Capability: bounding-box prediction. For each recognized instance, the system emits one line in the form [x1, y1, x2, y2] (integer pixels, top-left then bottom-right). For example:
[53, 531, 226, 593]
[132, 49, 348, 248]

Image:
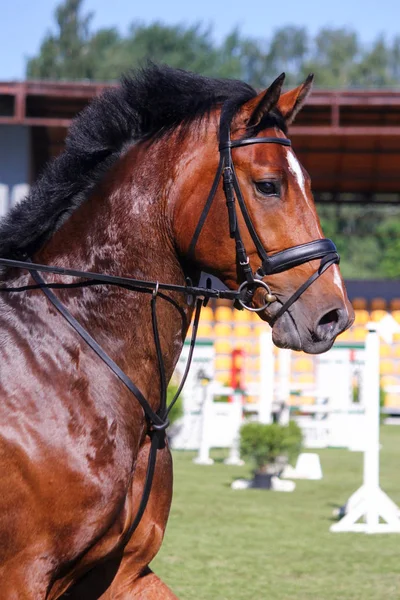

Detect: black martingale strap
[24, 267, 204, 539]
[121, 297, 203, 543]
[120, 427, 164, 544]
[151, 290, 168, 422]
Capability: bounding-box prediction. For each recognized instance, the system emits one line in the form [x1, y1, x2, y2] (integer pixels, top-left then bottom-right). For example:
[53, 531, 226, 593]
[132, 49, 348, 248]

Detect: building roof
[1, 81, 400, 202]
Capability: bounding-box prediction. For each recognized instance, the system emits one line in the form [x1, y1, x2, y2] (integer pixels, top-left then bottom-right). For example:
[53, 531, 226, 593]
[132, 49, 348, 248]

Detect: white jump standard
[330, 318, 400, 534]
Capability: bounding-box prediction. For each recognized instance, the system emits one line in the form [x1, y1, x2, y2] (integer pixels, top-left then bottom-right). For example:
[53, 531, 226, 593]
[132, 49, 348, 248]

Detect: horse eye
[255, 181, 279, 196]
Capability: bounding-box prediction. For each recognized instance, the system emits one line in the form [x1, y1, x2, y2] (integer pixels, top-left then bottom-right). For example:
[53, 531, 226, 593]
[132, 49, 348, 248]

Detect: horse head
[174, 73, 354, 354]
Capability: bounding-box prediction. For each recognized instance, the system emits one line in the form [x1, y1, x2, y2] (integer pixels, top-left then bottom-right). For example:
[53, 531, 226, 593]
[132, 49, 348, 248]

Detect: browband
[219, 136, 292, 150]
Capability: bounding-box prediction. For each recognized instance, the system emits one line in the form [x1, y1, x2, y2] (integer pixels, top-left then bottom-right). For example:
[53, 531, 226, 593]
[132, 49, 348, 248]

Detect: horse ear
[277, 74, 314, 124]
[244, 73, 286, 129]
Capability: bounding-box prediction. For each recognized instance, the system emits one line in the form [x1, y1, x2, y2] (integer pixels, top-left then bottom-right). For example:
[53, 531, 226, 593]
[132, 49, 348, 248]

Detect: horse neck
[34, 138, 193, 402]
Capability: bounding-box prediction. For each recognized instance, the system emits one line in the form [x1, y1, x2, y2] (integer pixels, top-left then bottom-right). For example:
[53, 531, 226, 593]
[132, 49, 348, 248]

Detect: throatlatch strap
[187, 153, 225, 262]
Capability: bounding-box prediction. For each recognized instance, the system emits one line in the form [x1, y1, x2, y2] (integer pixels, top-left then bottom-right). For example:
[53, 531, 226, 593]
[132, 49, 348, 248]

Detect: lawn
[152, 426, 400, 600]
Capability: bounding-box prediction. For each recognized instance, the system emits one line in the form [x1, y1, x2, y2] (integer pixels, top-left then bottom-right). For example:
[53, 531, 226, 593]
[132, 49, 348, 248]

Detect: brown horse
[0, 65, 353, 598]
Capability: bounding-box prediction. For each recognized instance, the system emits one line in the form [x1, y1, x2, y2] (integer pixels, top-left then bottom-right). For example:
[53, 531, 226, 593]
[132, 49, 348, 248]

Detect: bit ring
[237, 280, 277, 312]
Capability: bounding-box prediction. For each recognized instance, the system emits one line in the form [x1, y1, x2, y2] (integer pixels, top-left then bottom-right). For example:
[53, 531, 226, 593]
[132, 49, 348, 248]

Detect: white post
[277, 348, 291, 425]
[363, 326, 380, 528]
[193, 381, 214, 465]
[224, 392, 245, 466]
[11, 183, 30, 206]
[0, 184, 8, 217]
[330, 321, 400, 533]
[259, 331, 274, 424]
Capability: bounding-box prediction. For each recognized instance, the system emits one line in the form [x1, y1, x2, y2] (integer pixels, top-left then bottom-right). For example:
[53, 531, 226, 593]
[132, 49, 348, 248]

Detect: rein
[0, 101, 340, 542]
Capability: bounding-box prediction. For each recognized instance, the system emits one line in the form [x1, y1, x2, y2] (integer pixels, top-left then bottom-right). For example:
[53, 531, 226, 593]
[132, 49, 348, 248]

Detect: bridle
[187, 105, 340, 324]
[0, 101, 339, 541]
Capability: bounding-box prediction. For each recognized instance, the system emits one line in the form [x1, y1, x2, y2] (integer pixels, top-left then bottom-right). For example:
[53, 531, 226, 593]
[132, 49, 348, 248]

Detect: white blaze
[286, 147, 348, 306]
[332, 264, 346, 303]
[286, 149, 307, 198]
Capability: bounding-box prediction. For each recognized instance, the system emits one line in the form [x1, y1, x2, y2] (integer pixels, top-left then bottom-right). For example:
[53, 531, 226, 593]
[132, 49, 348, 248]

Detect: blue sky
[1, 0, 399, 80]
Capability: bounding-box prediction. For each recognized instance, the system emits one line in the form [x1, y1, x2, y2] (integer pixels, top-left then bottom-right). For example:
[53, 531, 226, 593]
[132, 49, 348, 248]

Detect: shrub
[283, 420, 303, 463]
[167, 381, 184, 425]
[240, 420, 303, 471]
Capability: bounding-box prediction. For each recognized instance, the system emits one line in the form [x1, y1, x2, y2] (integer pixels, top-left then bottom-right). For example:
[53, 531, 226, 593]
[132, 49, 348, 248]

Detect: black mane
[0, 64, 285, 260]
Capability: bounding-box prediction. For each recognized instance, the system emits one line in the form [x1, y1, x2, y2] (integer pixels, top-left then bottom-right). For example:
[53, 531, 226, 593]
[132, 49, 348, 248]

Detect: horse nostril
[319, 309, 339, 327]
[315, 309, 340, 340]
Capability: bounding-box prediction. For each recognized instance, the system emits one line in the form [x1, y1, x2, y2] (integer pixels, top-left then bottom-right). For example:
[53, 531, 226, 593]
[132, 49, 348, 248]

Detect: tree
[25, 0, 400, 281]
[389, 36, 400, 82]
[27, 1, 400, 90]
[356, 37, 393, 88]
[85, 28, 122, 81]
[303, 28, 360, 88]
[319, 204, 400, 279]
[26, 2, 235, 82]
[268, 26, 309, 86]
[377, 217, 400, 278]
[119, 22, 222, 78]
[27, 0, 93, 79]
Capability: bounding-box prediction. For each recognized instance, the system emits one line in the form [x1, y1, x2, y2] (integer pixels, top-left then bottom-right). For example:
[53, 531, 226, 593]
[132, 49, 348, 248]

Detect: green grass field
[152, 426, 400, 600]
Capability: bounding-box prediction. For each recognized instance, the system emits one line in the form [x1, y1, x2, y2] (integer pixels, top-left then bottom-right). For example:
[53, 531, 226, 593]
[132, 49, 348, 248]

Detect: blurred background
[1, 2, 400, 598]
[2, 0, 400, 280]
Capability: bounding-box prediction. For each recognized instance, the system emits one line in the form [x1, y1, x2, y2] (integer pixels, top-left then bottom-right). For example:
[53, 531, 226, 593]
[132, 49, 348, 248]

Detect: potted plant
[239, 420, 303, 489]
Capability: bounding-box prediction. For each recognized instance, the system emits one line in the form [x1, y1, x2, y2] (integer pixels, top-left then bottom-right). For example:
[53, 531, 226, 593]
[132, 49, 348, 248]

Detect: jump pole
[330, 319, 400, 534]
